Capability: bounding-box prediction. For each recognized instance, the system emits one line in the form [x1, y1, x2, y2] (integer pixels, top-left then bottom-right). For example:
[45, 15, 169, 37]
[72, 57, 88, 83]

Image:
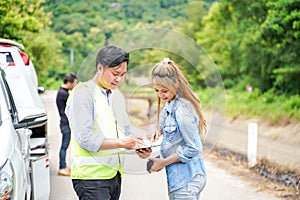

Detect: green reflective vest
[69, 81, 127, 179]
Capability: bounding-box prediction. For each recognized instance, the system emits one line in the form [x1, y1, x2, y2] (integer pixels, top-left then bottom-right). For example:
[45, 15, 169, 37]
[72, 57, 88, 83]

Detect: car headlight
[0, 160, 14, 200]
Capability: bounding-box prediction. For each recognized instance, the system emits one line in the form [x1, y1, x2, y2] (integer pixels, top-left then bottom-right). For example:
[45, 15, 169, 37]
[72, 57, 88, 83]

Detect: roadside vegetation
[196, 88, 300, 125]
[226, 90, 300, 125]
[1, 0, 299, 125]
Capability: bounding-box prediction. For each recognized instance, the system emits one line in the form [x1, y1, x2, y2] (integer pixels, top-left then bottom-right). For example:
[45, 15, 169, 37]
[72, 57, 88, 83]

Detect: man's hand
[118, 137, 145, 149]
[135, 148, 152, 159]
[99, 137, 144, 150]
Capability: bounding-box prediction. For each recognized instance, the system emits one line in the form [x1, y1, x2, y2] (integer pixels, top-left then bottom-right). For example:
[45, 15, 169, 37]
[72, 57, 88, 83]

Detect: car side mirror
[38, 87, 45, 94]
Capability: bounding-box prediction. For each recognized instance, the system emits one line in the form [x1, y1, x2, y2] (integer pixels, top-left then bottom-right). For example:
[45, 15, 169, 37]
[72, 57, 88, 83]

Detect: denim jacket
[160, 96, 206, 192]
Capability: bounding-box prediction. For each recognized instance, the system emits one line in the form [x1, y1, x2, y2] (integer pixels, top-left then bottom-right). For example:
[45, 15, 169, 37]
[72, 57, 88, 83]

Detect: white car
[0, 68, 50, 200]
[0, 68, 28, 200]
[0, 39, 50, 200]
[0, 39, 47, 139]
[0, 39, 38, 89]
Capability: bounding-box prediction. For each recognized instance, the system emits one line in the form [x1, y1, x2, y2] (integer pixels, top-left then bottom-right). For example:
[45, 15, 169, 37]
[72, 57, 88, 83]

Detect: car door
[0, 69, 27, 200]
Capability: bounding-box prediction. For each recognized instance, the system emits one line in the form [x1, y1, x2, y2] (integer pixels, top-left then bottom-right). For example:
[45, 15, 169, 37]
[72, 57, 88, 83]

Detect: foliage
[225, 88, 300, 125]
[0, 0, 51, 40]
[261, 0, 300, 94]
[40, 0, 192, 85]
[193, 0, 300, 95]
[0, 0, 63, 84]
[1, 0, 299, 122]
[24, 30, 64, 77]
[195, 85, 300, 125]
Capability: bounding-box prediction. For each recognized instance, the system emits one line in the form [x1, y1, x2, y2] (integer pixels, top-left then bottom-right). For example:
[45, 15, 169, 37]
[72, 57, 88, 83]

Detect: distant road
[42, 90, 280, 200]
[205, 112, 300, 172]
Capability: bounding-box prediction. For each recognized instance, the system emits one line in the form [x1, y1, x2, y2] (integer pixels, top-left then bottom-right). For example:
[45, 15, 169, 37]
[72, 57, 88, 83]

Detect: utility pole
[247, 123, 258, 168]
[70, 48, 74, 66]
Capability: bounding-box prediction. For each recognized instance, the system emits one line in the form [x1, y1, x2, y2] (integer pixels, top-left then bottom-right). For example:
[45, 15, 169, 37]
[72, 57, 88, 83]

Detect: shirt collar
[99, 86, 113, 96]
[165, 94, 179, 113]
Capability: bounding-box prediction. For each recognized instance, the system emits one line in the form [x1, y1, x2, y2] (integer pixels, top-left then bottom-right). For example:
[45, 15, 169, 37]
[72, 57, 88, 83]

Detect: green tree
[0, 0, 64, 86]
[42, 0, 192, 85]
[25, 30, 63, 73]
[261, 0, 300, 94]
[190, 0, 300, 95]
[180, 1, 209, 38]
[0, 0, 51, 40]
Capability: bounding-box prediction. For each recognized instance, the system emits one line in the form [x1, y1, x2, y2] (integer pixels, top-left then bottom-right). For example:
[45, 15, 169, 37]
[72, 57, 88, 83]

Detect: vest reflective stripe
[71, 141, 121, 165]
[72, 164, 124, 180]
[72, 140, 120, 157]
[70, 81, 125, 179]
[72, 155, 119, 166]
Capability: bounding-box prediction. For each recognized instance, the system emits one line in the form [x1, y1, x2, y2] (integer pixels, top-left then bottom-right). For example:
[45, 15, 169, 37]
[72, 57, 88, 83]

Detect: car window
[0, 52, 14, 66]
[0, 80, 11, 121]
[0, 70, 17, 122]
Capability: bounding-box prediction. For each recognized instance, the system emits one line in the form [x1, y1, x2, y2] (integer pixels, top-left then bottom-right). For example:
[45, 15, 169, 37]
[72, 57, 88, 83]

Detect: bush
[223, 78, 236, 89]
[197, 87, 300, 125]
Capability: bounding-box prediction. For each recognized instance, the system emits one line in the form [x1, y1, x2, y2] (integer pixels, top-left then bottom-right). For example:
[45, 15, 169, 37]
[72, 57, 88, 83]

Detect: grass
[196, 87, 300, 126]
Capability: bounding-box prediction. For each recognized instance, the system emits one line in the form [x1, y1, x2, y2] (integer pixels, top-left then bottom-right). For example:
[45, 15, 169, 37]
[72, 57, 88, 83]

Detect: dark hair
[63, 72, 77, 84]
[95, 46, 129, 69]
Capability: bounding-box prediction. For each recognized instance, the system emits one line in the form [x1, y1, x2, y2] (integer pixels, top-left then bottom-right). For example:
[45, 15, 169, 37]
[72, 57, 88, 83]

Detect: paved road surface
[42, 90, 280, 200]
[204, 112, 300, 171]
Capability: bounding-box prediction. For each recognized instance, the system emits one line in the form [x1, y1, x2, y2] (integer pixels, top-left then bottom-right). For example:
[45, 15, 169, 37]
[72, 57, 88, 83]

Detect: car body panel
[0, 43, 47, 125]
[0, 39, 25, 50]
[26, 60, 38, 88]
[0, 117, 27, 200]
[0, 39, 50, 199]
[0, 72, 27, 200]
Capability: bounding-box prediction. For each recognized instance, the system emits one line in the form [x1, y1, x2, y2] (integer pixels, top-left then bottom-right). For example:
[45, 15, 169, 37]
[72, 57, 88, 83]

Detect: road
[204, 112, 300, 171]
[41, 90, 281, 200]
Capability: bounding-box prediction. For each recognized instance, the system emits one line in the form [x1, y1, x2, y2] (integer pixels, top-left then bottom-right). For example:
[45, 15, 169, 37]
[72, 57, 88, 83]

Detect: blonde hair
[151, 58, 207, 136]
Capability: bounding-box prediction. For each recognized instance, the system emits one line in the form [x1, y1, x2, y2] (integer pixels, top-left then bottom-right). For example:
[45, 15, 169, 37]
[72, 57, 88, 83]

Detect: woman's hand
[147, 128, 162, 142]
[148, 157, 166, 173]
[149, 153, 180, 173]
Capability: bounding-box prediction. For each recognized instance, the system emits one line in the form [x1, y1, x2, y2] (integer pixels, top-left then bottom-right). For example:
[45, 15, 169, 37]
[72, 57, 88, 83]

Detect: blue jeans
[169, 174, 206, 200]
[72, 172, 121, 200]
[59, 124, 71, 169]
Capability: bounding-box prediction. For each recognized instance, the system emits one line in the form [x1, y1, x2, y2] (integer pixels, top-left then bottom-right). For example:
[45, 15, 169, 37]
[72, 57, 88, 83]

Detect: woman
[149, 58, 207, 200]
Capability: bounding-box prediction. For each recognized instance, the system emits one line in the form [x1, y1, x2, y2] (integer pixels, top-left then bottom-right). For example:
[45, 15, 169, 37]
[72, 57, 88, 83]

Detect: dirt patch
[228, 115, 300, 145]
[204, 146, 300, 200]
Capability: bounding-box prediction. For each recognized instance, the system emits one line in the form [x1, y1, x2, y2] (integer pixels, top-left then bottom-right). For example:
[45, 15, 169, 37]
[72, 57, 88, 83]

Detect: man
[56, 72, 78, 176]
[66, 46, 150, 200]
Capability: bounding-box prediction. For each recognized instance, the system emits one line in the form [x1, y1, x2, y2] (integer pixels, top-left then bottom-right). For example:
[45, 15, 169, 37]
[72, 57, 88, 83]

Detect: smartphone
[135, 146, 151, 151]
[147, 155, 160, 172]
